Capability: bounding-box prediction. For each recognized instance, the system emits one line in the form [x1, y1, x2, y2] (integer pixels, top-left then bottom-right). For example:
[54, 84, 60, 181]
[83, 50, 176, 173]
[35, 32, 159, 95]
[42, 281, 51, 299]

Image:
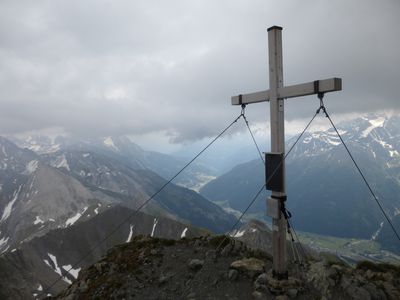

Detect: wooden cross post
[231, 26, 342, 278]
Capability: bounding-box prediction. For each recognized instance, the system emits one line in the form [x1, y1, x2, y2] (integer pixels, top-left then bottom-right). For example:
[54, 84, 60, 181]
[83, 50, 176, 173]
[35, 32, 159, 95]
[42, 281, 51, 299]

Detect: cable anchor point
[316, 92, 328, 117]
[241, 104, 246, 115]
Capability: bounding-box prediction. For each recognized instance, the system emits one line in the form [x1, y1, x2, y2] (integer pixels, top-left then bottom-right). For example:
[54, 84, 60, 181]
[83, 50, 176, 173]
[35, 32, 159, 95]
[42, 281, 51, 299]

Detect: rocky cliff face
[0, 137, 113, 254]
[54, 235, 400, 300]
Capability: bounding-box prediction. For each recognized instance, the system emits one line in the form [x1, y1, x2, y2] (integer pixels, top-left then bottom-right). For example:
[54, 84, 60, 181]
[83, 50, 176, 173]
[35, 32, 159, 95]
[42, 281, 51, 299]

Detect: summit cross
[231, 26, 342, 278]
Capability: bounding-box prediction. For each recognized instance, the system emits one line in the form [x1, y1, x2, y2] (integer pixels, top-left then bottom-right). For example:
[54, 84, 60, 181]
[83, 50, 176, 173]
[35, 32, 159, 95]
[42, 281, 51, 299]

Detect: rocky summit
[54, 235, 400, 300]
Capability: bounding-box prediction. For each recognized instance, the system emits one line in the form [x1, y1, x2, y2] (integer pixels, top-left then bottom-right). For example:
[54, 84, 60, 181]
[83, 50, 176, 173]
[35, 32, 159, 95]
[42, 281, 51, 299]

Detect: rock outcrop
[53, 235, 400, 299]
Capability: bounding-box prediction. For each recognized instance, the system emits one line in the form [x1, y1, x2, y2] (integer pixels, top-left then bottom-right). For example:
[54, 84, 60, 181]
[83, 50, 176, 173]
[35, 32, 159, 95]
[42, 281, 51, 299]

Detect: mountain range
[0, 134, 240, 299]
[13, 135, 217, 191]
[0, 134, 238, 254]
[200, 113, 400, 245]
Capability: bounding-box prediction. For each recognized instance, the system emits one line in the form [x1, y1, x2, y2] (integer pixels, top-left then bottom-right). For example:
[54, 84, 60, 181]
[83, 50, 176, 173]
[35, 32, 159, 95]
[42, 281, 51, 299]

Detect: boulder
[230, 257, 265, 277]
[252, 291, 267, 299]
[188, 259, 204, 271]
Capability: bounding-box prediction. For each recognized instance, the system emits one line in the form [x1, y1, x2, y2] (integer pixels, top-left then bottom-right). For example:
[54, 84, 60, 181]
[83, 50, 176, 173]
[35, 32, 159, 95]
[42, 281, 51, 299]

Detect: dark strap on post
[313, 80, 319, 93]
[271, 194, 287, 201]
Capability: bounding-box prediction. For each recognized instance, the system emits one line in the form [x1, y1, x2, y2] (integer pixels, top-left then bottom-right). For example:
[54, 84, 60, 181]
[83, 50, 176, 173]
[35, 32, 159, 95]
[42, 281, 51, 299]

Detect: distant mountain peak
[360, 115, 387, 138]
[103, 136, 119, 151]
[11, 134, 63, 154]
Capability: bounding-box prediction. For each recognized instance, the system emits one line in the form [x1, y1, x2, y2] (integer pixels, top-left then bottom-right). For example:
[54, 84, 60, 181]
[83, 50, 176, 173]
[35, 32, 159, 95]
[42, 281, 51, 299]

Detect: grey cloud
[0, 0, 398, 142]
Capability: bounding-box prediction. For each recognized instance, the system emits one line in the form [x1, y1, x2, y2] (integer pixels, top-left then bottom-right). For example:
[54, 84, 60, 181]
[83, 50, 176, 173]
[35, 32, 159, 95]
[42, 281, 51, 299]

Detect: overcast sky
[0, 0, 399, 149]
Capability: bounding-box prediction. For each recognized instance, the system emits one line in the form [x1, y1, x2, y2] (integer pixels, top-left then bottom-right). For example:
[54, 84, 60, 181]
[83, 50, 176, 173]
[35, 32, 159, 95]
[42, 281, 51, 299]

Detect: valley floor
[231, 212, 400, 266]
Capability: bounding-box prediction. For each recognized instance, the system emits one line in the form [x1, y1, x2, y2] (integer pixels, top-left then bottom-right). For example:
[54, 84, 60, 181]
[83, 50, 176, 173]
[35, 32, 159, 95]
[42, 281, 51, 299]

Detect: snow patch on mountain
[232, 229, 246, 238]
[47, 144, 61, 153]
[103, 137, 118, 151]
[51, 154, 70, 171]
[292, 130, 344, 158]
[17, 135, 61, 154]
[0, 235, 9, 249]
[1, 145, 7, 157]
[361, 117, 386, 138]
[29, 175, 36, 191]
[33, 216, 44, 225]
[126, 225, 134, 243]
[62, 264, 81, 279]
[371, 221, 385, 240]
[28, 144, 60, 154]
[180, 227, 188, 238]
[326, 137, 340, 146]
[375, 138, 391, 149]
[65, 207, 88, 227]
[1, 185, 22, 222]
[151, 218, 158, 237]
[94, 203, 101, 215]
[25, 160, 38, 175]
[44, 253, 72, 284]
[289, 112, 400, 162]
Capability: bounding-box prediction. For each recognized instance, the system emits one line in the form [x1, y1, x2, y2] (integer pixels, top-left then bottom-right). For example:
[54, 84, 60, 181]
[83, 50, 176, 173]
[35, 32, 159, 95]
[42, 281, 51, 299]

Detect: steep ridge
[0, 205, 207, 299]
[0, 163, 112, 253]
[230, 219, 273, 254]
[200, 113, 400, 239]
[41, 148, 237, 233]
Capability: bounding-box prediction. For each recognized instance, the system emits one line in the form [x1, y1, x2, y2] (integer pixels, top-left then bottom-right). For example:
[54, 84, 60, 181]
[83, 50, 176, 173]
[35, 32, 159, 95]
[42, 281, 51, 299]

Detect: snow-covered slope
[0, 137, 116, 254]
[11, 135, 64, 155]
[289, 113, 400, 173]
